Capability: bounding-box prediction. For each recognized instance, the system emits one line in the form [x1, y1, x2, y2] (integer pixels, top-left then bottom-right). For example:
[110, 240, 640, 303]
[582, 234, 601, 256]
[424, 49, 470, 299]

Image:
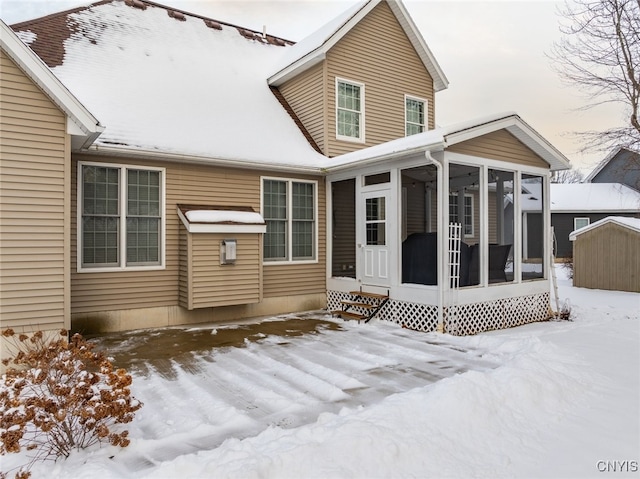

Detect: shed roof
[569, 216, 640, 240]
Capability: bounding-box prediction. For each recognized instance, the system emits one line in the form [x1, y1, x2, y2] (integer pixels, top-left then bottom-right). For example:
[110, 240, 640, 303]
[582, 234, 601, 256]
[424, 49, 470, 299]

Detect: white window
[78, 162, 164, 271]
[405, 95, 427, 136]
[262, 178, 317, 262]
[336, 78, 364, 142]
[574, 217, 590, 230]
[449, 193, 474, 237]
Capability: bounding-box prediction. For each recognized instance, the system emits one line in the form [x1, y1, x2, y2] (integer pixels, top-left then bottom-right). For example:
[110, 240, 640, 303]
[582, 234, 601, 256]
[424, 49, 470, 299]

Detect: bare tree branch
[549, 0, 640, 152]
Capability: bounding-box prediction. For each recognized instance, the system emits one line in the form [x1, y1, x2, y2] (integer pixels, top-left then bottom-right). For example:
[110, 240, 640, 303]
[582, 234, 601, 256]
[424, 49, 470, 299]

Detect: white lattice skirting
[327, 290, 438, 332]
[444, 292, 550, 336]
[327, 290, 550, 336]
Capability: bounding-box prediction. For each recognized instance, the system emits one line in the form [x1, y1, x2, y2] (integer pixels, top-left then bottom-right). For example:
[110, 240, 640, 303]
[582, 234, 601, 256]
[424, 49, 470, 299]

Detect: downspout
[424, 150, 444, 333]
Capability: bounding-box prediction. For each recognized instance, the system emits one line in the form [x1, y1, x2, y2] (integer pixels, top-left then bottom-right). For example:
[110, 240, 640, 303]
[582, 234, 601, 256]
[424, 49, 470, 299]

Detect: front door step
[332, 289, 389, 323]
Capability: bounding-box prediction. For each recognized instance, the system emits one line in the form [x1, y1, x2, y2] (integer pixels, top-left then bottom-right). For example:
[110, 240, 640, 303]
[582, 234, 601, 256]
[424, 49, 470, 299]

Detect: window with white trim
[574, 217, 590, 230]
[336, 78, 364, 141]
[263, 178, 316, 262]
[405, 96, 426, 136]
[449, 193, 474, 236]
[79, 162, 164, 270]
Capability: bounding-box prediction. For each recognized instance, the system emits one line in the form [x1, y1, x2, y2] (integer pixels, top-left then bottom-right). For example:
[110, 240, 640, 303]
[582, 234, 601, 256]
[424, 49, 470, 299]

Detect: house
[585, 147, 640, 192]
[0, 0, 571, 343]
[570, 217, 640, 293]
[550, 183, 640, 258]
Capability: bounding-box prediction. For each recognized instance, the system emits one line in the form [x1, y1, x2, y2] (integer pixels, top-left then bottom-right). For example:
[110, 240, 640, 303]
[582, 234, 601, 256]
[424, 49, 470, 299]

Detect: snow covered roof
[267, 0, 448, 92]
[550, 183, 640, 213]
[177, 205, 266, 234]
[11, 0, 326, 169]
[0, 19, 103, 149]
[569, 216, 640, 240]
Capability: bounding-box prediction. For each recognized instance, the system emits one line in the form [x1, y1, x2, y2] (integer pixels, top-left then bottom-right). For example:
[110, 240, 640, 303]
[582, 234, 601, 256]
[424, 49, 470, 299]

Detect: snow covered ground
[3, 266, 639, 478]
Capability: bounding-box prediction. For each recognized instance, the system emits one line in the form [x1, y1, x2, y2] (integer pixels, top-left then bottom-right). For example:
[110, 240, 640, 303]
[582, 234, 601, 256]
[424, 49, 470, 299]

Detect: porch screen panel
[521, 174, 545, 279]
[331, 179, 356, 278]
[126, 169, 161, 265]
[264, 180, 287, 260]
[366, 197, 386, 245]
[488, 169, 514, 283]
[82, 165, 119, 266]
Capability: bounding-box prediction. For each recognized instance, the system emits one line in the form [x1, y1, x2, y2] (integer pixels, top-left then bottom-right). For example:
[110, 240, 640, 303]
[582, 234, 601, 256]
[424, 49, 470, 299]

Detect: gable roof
[569, 216, 640, 240]
[550, 183, 640, 213]
[267, 0, 448, 92]
[325, 112, 571, 171]
[584, 146, 634, 182]
[0, 19, 103, 149]
[10, 0, 326, 170]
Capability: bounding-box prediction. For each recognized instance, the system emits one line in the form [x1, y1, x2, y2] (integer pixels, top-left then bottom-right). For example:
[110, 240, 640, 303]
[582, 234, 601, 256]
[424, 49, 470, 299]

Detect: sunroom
[325, 113, 570, 335]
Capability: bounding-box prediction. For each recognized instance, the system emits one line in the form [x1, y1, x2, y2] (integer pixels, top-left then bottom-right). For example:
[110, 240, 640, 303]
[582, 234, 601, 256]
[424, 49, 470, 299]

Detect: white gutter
[424, 150, 444, 332]
[83, 144, 323, 175]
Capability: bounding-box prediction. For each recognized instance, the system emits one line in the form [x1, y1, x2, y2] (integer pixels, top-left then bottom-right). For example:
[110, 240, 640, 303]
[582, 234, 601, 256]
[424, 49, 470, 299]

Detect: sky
[0, 0, 626, 173]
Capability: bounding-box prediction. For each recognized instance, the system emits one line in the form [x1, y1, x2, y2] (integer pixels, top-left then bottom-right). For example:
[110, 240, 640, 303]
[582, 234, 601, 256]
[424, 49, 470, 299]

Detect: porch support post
[425, 151, 444, 332]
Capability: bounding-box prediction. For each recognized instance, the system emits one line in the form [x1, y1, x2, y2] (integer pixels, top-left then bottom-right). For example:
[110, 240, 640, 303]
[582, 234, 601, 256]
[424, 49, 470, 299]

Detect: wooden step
[349, 291, 389, 301]
[331, 310, 367, 321]
[340, 300, 377, 309]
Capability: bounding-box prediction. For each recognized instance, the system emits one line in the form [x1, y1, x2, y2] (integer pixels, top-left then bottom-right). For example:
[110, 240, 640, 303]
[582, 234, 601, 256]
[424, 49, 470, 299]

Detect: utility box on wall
[177, 205, 267, 310]
[221, 239, 237, 265]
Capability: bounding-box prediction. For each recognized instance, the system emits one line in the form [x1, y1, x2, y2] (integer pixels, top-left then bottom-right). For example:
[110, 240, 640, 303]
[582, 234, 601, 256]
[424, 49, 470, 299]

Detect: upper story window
[262, 177, 317, 263]
[336, 78, 365, 142]
[79, 162, 165, 271]
[449, 193, 474, 237]
[405, 95, 426, 136]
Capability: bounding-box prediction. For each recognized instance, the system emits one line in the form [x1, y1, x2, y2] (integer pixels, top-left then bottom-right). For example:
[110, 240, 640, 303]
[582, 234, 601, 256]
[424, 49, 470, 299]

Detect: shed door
[361, 191, 390, 287]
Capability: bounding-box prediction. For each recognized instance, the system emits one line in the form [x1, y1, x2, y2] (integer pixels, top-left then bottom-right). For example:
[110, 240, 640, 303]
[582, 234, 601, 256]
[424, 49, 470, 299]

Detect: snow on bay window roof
[177, 205, 266, 234]
[11, 0, 325, 168]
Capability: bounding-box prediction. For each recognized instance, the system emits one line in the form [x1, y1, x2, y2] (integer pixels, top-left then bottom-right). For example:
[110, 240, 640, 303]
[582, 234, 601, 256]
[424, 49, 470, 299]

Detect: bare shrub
[0, 329, 142, 478]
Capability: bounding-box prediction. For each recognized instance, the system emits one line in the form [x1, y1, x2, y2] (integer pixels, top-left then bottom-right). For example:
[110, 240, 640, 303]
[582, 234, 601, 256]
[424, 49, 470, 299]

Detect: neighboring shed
[570, 217, 640, 293]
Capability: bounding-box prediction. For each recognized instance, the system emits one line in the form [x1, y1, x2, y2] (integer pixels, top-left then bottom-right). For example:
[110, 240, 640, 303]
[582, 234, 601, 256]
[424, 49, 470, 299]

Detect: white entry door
[361, 190, 390, 287]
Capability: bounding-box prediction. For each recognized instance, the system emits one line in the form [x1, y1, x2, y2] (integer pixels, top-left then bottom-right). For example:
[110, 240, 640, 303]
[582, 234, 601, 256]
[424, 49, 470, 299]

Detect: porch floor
[87, 311, 496, 472]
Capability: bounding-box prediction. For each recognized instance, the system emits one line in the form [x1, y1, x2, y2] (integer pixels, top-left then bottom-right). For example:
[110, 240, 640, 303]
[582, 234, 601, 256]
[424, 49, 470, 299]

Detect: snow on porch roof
[325, 112, 571, 172]
[11, 0, 325, 167]
[177, 205, 266, 234]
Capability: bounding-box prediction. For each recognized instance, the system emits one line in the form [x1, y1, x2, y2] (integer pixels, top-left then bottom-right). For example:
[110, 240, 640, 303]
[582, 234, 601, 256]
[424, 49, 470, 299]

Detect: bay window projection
[405, 96, 426, 136]
[336, 79, 363, 141]
[521, 174, 545, 279]
[80, 163, 162, 269]
[263, 178, 316, 262]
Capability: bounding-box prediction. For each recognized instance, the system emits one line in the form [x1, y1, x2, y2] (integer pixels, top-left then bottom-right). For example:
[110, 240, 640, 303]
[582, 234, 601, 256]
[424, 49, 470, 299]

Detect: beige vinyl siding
[0, 50, 69, 330]
[279, 62, 326, 154]
[71, 155, 326, 314]
[186, 233, 261, 309]
[325, 2, 434, 157]
[448, 130, 548, 169]
[573, 223, 640, 293]
[263, 177, 327, 297]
